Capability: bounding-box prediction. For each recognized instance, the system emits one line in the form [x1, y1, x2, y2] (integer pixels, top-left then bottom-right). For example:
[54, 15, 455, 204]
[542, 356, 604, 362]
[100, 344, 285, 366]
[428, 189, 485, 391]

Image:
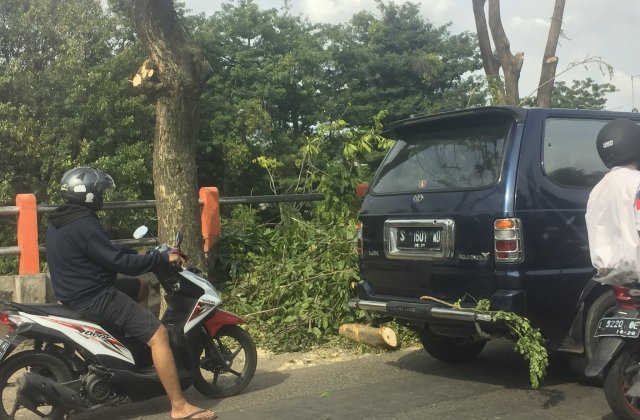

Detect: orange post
[199, 187, 221, 255]
[16, 194, 39, 274]
[355, 182, 369, 199]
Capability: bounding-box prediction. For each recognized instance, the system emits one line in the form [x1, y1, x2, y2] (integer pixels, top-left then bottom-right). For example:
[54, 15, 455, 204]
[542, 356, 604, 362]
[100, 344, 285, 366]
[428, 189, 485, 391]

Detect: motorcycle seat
[0, 301, 81, 319]
[27, 304, 81, 319]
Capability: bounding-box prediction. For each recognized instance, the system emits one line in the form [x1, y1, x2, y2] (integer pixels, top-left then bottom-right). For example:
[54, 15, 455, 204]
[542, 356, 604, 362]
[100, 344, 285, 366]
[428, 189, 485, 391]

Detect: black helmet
[596, 118, 640, 168]
[60, 167, 115, 211]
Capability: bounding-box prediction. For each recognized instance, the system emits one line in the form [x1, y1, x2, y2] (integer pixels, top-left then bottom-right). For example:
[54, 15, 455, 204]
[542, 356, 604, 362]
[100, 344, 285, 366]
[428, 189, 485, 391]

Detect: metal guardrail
[0, 247, 20, 257]
[0, 193, 324, 258]
[0, 207, 18, 217]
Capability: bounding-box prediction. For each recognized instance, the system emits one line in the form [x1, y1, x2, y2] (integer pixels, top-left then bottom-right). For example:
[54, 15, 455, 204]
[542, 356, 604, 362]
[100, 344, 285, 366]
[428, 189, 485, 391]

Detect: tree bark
[472, 0, 501, 84]
[128, 0, 212, 272]
[487, 0, 524, 105]
[535, 0, 566, 108]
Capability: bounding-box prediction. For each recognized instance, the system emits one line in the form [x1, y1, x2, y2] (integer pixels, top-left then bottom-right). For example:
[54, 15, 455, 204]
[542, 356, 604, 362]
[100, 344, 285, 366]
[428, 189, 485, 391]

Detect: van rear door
[359, 108, 523, 304]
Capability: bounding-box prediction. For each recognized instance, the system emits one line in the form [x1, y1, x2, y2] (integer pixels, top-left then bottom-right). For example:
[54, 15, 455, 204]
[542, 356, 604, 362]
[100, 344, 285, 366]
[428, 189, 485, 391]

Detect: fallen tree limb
[339, 323, 399, 350]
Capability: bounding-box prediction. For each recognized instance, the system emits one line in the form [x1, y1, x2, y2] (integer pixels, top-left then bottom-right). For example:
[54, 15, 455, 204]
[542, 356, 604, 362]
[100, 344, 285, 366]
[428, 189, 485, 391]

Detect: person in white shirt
[586, 118, 640, 286]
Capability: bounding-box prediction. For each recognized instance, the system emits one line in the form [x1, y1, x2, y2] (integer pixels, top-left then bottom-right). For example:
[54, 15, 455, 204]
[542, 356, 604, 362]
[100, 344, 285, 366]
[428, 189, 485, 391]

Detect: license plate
[595, 317, 640, 338]
[0, 337, 10, 359]
[396, 227, 442, 250]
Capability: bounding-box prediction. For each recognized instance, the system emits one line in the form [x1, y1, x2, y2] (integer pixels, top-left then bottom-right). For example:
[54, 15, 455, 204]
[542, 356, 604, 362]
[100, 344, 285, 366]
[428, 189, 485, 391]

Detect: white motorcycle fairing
[18, 312, 135, 364]
[180, 270, 222, 333]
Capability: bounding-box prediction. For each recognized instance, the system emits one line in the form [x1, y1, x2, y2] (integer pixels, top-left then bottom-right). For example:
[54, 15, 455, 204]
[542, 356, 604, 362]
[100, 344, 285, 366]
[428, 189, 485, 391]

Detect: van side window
[543, 118, 609, 188]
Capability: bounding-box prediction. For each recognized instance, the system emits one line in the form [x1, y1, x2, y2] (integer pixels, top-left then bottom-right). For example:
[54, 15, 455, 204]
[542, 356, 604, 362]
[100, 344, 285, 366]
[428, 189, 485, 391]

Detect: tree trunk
[535, 0, 566, 108]
[127, 0, 212, 312]
[487, 0, 524, 105]
[472, 0, 504, 99]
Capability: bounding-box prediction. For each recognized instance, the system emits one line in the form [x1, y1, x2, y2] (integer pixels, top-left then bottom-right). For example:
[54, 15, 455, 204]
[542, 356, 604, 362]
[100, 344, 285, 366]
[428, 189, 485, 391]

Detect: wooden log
[339, 323, 399, 350]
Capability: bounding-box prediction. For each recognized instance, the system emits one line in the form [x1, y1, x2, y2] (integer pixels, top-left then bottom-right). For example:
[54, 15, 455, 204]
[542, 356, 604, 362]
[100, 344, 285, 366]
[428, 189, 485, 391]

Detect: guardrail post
[16, 194, 39, 274]
[356, 182, 369, 199]
[199, 187, 221, 255]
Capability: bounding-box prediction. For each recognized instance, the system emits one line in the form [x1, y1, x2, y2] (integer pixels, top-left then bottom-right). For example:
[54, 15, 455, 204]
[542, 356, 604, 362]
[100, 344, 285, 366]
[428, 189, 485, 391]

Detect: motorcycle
[0, 226, 257, 419]
[585, 280, 640, 420]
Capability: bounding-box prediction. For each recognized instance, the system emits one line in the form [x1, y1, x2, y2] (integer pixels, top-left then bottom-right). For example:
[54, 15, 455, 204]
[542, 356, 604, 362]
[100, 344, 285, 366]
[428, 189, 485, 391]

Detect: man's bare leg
[147, 325, 216, 419]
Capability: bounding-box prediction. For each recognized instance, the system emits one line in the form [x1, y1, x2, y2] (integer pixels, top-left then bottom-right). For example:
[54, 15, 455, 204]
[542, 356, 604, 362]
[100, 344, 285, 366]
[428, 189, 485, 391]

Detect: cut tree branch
[487, 0, 524, 105]
[535, 0, 566, 107]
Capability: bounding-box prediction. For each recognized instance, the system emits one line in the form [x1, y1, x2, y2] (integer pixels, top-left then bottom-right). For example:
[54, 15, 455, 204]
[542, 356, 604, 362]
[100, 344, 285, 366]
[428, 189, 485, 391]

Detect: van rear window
[542, 118, 610, 188]
[371, 120, 512, 194]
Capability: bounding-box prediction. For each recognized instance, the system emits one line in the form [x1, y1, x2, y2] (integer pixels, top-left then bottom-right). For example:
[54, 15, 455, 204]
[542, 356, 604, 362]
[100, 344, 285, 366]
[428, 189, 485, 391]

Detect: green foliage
[191, 0, 483, 196]
[223, 211, 360, 352]
[0, 0, 153, 273]
[217, 114, 389, 352]
[473, 299, 548, 389]
[520, 77, 617, 110]
[206, 206, 270, 287]
[0, 0, 149, 204]
[320, 1, 482, 123]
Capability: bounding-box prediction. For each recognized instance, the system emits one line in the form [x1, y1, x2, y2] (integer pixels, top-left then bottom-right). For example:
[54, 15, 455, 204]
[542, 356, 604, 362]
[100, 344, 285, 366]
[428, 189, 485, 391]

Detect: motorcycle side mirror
[133, 225, 149, 240]
[175, 231, 182, 248]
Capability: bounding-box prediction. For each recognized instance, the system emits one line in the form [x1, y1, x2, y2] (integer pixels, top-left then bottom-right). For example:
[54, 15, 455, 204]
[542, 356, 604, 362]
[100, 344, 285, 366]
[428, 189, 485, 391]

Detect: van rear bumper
[348, 298, 494, 323]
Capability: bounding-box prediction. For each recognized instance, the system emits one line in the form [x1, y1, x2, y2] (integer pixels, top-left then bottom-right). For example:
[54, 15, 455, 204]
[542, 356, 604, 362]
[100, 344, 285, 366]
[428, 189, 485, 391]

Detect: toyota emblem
[412, 194, 424, 203]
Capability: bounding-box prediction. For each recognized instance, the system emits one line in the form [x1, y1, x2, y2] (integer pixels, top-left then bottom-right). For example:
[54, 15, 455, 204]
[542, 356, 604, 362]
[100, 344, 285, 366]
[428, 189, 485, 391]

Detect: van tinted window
[371, 120, 512, 194]
[543, 118, 609, 188]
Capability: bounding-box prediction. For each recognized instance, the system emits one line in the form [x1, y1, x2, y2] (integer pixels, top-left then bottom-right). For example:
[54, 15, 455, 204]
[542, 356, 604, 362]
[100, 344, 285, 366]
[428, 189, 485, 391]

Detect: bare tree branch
[487, 0, 523, 105]
[535, 0, 566, 107]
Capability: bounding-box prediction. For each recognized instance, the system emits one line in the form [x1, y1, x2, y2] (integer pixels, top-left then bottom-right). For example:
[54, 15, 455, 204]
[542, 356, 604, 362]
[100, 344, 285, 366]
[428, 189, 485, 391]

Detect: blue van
[349, 106, 640, 376]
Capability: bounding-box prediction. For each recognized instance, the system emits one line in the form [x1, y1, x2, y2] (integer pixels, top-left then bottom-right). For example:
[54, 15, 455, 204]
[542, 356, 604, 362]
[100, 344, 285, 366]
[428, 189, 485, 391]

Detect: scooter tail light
[0, 311, 21, 333]
[613, 286, 637, 310]
[494, 218, 523, 263]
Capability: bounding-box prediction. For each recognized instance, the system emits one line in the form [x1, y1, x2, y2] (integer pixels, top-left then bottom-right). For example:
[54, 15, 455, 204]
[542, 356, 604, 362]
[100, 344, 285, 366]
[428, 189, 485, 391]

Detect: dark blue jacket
[46, 204, 167, 310]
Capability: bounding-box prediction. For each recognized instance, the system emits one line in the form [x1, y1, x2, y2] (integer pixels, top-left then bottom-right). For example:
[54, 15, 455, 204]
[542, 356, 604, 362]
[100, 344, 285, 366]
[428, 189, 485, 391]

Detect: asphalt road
[73, 339, 618, 420]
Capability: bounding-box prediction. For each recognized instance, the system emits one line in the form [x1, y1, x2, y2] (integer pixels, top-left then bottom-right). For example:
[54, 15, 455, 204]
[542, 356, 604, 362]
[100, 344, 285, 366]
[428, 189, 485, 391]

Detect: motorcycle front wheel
[194, 325, 257, 398]
[603, 344, 640, 420]
[0, 350, 74, 420]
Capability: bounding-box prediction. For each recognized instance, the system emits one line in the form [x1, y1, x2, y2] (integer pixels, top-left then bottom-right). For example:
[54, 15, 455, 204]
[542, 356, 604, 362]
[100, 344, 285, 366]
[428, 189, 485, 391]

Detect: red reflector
[613, 286, 633, 302]
[0, 312, 16, 332]
[495, 240, 517, 252]
[613, 286, 636, 310]
[496, 252, 510, 259]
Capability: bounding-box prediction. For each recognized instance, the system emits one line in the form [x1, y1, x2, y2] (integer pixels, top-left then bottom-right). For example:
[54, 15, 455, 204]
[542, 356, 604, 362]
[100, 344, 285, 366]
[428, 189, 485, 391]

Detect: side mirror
[133, 225, 149, 240]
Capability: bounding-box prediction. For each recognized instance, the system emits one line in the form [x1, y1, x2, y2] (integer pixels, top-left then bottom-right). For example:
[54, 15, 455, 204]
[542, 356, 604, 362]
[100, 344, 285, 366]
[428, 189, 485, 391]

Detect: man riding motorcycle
[586, 119, 640, 286]
[45, 167, 216, 420]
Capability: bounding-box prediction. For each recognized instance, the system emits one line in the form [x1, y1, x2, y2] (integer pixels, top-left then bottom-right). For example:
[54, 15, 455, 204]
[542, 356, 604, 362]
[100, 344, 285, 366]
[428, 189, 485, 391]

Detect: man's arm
[84, 226, 168, 276]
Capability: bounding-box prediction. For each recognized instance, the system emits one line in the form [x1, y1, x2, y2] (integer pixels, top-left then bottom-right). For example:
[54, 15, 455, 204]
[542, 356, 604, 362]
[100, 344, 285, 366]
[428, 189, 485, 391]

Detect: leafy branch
[420, 295, 548, 389]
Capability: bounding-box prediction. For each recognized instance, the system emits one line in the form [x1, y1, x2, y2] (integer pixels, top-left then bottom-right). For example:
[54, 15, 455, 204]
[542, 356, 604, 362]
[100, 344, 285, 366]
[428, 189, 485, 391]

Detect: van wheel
[418, 328, 486, 363]
[568, 290, 616, 382]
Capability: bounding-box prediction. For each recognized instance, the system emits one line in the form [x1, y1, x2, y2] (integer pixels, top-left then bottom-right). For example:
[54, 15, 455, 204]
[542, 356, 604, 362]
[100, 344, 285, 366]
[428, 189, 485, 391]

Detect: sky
[182, 0, 640, 113]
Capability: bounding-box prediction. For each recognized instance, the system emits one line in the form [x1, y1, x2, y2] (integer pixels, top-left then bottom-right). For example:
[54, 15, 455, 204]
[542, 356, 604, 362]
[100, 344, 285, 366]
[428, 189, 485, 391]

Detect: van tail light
[494, 218, 523, 263]
[613, 286, 640, 310]
[356, 222, 363, 257]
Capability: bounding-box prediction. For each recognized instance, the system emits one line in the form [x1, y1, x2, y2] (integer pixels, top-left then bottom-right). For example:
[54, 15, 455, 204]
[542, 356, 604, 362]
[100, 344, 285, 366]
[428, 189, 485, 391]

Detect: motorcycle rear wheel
[0, 350, 74, 420]
[194, 325, 257, 398]
[603, 345, 640, 420]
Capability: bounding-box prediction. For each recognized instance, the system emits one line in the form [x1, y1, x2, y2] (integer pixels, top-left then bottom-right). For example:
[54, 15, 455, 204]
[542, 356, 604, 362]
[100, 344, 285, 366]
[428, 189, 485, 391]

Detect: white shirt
[585, 166, 640, 283]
